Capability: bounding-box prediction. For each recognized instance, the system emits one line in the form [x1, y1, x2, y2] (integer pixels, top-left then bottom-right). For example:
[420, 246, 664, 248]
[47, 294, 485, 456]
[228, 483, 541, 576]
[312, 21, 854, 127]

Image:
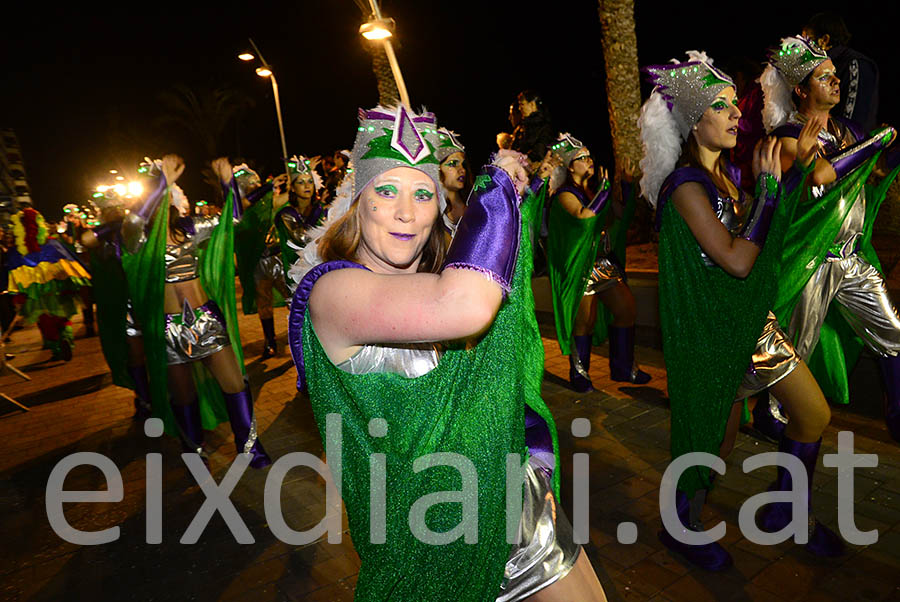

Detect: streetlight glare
[360, 20, 393, 40]
[113, 184, 127, 196]
[109, 169, 118, 174]
[96, 185, 109, 192]
[238, 52, 255, 61]
[127, 181, 143, 196]
[255, 66, 273, 77]
[115, 175, 125, 181]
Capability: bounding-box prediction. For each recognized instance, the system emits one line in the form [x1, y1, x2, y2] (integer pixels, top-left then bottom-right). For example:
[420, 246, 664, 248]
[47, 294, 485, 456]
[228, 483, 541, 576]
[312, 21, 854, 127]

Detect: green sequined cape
[300, 182, 559, 601]
[658, 170, 804, 496]
[89, 245, 133, 389]
[546, 182, 637, 355]
[773, 158, 900, 404]
[122, 193, 240, 437]
[234, 192, 286, 314]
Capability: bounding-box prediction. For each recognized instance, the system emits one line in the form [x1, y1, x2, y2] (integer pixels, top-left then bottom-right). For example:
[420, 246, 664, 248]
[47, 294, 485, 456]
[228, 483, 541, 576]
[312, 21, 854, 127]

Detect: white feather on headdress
[491, 149, 530, 198]
[287, 168, 355, 289]
[169, 184, 190, 217]
[760, 64, 794, 133]
[638, 91, 683, 208]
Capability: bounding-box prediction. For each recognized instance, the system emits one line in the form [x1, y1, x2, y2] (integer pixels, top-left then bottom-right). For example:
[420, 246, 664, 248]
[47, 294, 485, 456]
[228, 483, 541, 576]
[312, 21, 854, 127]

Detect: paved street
[1, 289, 899, 601]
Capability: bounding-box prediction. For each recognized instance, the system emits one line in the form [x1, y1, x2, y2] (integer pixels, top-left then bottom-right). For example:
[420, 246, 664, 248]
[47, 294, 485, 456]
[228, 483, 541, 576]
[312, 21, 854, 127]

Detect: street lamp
[238, 39, 291, 183]
[359, 1, 410, 107]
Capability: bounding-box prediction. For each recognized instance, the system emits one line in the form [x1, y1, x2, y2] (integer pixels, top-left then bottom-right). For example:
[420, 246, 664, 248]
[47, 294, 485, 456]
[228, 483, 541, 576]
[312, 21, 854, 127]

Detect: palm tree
[154, 84, 255, 158]
[596, 0, 648, 238]
[352, 0, 401, 106]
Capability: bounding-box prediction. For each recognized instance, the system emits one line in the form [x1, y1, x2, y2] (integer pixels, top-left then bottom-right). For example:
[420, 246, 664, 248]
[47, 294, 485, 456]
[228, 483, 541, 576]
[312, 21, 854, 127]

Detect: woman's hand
[752, 136, 783, 182]
[211, 157, 233, 186]
[796, 115, 826, 168]
[161, 154, 185, 185]
[272, 174, 290, 208]
[536, 150, 562, 180]
[621, 157, 639, 183]
[596, 164, 610, 186]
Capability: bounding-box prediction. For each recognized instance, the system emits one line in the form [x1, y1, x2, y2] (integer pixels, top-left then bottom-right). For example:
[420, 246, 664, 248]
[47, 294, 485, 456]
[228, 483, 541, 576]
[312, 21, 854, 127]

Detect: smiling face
[692, 86, 742, 151]
[439, 152, 467, 193]
[292, 173, 315, 202]
[797, 59, 840, 110]
[356, 166, 440, 274]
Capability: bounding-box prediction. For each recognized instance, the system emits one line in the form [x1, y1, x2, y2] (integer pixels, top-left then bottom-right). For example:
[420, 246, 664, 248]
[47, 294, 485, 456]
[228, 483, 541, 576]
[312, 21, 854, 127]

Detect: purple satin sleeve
[738, 173, 780, 248]
[247, 181, 274, 205]
[442, 165, 521, 293]
[524, 404, 553, 459]
[654, 167, 720, 231]
[288, 260, 369, 392]
[222, 177, 243, 221]
[93, 220, 123, 241]
[527, 175, 545, 198]
[827, 127, 895, 181]
[586, 180, 611, 213]
[134, 175, 168, 221]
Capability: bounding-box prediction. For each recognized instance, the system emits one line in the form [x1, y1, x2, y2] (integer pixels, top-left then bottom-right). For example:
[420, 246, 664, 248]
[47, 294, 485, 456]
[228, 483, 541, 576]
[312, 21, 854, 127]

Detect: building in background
[0, 128, 33, 227]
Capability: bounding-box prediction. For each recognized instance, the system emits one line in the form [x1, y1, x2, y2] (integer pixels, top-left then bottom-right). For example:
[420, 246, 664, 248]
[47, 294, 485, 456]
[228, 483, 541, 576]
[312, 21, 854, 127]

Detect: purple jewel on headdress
[390, 105, 430, 164]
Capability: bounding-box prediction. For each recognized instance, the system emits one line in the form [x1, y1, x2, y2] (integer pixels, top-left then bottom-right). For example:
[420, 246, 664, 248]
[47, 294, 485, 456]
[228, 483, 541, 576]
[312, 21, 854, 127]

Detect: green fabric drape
[773, 157, 900, 404]
[122, 192, 240, 437]
[234, 193, 286, 314]
[659, 170, 806, 496]
[89, 246, 132, 389]
[301, 178, 558, 601]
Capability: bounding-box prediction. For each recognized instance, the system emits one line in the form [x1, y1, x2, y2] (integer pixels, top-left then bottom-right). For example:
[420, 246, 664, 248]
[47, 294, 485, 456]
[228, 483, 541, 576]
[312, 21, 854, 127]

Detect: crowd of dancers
[4, 16, 900, 602]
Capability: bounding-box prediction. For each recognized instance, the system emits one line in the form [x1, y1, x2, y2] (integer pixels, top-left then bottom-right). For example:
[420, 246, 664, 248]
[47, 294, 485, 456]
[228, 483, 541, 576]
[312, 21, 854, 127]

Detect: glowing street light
[127, 181, 143, 196]
[109, 169, 118, 174]
[113, 184, 127, 196]
[239, 38, 290, 182]
[115, 175, 125, 181]
[359, 18, 394, 40]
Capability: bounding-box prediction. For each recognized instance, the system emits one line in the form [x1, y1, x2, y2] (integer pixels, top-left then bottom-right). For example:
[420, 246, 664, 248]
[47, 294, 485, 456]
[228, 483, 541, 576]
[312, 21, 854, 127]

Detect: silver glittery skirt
[254, 248, 285, 283]
[164, 299, 230, 365]
[496, 456, 580, 601]
[584, 257, 623, 296]
[125, 299, 142, 338]
[735, 311, 801, 400]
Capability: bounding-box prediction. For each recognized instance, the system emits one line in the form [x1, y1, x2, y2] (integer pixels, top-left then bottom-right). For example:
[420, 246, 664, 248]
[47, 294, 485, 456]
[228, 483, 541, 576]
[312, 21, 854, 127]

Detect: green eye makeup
[374, 184, 398, 197]
[415, 189, 434, 201]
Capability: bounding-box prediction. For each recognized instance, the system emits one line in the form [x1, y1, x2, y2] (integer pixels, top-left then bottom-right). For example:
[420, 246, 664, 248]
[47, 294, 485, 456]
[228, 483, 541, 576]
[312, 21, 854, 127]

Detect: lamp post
[359, 1, 410, 107]
[239, 39, 291, 183]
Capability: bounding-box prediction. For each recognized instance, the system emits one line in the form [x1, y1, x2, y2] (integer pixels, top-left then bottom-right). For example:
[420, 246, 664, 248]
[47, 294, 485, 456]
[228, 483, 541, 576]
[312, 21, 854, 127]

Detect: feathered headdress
[550, 132, 586, 168]
[434, 128, 465, 164]
[761, 36, 829, 132]
[232, 163, 261, 197]
[287, 155, 324, 191]
[639, 51, 734, 207]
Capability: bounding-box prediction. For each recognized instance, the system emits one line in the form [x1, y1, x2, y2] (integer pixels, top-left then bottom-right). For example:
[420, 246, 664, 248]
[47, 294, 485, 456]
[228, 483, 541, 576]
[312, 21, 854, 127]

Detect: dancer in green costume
[546, 132, 649, 392]
[288, 106, 606, 601]
[640, 51, 843, 571]
[758, 35, 900, 442]
[275, 155, 326, 292]
[122, 154, 270, 468]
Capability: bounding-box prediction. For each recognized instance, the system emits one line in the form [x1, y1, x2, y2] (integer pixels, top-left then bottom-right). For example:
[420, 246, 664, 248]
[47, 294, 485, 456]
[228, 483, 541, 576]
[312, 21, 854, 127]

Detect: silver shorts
[735, 311, 801, 400]
[125, 299, 142, 338]
[164, 300, 230, 365]
[496, 456, 580, 601]
[584, 256, 623, 296]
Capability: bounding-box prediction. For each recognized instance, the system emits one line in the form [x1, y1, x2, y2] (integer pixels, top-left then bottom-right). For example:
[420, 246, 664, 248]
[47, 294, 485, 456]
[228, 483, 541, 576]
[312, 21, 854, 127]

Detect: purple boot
[224, 386, 272, 469]
[751, 395, 787, 443]
[569, 335, 594, 393]
[128, 365, 152, 421]
[608, 325, 651, 384]
[757, 436, 844, 557]
[878, 355, 900, 442]
[658, 489, 733, 571]
[170, 401, 206, 456]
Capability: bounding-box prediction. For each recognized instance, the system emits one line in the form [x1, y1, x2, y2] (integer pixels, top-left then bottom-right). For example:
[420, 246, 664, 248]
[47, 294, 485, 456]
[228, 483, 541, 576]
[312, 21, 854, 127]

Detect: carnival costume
[760, 36, 900, 442]
[122, 173, 270, 467]
[229, 164, 290, 358]
[288, 106, 579, 601]
[546, 133, 646, 392]
[6, 205, 90, 359]
[640, 51, 842, 569]
[274, 156, 325, 292]
[433, 127, 467, 237]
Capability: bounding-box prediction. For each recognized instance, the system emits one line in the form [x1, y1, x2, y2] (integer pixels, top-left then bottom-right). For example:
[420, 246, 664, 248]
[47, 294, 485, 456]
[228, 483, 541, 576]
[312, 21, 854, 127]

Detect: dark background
[2, 0, 897, 216]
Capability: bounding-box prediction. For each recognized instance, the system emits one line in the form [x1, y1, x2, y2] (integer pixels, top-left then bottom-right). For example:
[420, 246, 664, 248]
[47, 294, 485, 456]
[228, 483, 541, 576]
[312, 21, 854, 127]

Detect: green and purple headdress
[350, 105, 444, 212]
[287, 155, 323, 191]
[639, 51, 734, 207]
[550, 132, 586, 168]
[761, 35, 830, 132]
[434, 127, 465, 164]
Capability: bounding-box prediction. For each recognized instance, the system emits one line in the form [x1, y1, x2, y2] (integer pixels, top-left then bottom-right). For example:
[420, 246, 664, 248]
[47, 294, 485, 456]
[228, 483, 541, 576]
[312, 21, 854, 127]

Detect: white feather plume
[491, 149, 530, 198]
[548, 165, 567, 196]
[287, 168, 355, 289]
[170, 184, 190, 217]
[638, 91, 683, 208]
[760, 64, 794, 133]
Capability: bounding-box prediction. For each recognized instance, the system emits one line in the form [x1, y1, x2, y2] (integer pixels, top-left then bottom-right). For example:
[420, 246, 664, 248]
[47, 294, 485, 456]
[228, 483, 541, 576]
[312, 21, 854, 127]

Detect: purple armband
[134, 175, 168, 221]
[442, 165, 521, 293]
[93, 220, 123, 241]
[585, 179, 611, 214]
[828, 126, 895, 180]
[738, 173, 780, 249]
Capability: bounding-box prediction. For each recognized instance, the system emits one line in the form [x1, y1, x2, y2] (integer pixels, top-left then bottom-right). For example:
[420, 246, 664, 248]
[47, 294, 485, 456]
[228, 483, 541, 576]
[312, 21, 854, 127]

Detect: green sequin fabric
[658, 169, 802, 496]
[300, 179, 559, 601]
[234, 192, 286, 314]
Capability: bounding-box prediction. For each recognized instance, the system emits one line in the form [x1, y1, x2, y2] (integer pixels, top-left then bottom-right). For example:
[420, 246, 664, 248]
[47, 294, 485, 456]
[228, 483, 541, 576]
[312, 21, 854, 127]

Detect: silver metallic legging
[789, 254, 900, 359]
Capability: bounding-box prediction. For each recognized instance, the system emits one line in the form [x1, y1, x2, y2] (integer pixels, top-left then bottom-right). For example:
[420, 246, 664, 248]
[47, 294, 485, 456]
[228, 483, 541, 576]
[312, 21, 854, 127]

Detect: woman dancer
[547, 133, 649, 392]
[639, 51, 841, 569]
[288, 105, 605, 601]
[275, 155, 325, 291]
[434, 128, 471, 236]
[123, 154, 270, 468]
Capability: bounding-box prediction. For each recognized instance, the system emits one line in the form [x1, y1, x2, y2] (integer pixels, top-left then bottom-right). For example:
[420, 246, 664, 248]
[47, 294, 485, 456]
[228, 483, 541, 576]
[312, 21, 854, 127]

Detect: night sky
[2, 0, 898, 217]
